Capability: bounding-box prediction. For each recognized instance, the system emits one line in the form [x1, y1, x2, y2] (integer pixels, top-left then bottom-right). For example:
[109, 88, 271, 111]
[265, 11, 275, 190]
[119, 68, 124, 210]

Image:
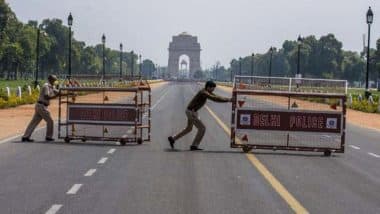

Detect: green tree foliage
[0, 1, 155, 81]
[142, 59, 155, 79]
[232, 34, 379, 85]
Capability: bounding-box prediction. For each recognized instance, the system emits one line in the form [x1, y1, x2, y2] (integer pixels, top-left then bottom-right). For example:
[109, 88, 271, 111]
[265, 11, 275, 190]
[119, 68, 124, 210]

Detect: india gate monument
[168, 32, 201, 78]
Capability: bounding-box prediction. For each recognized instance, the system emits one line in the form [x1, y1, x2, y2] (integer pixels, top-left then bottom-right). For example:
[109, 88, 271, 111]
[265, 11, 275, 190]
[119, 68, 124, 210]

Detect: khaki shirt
[38, 83, 58, 106]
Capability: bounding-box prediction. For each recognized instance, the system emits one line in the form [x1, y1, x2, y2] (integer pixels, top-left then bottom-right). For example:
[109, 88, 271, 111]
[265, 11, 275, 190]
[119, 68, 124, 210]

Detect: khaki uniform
[173, 89, 229, 146]
[23, 83, 58, 139]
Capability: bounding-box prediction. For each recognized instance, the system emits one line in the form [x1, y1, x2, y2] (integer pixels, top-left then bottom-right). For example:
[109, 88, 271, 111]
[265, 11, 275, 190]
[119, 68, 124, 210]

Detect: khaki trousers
[173, 110, 206, 146]
[23, 103, 54, 139]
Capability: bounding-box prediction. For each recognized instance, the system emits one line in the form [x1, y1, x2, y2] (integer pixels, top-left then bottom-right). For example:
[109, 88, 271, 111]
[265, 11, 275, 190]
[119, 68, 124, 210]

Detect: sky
[6, 0, 380, 68]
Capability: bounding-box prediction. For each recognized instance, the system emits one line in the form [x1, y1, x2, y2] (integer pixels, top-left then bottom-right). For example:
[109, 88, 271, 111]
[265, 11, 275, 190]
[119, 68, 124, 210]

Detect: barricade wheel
[81, 138, 86, 142]
[120, 139, 126, 146]
[242, 146, 252, 153]
[324, 150, 332, 157]
[64, 137, 71, 143]
[137, 138, 143, 144]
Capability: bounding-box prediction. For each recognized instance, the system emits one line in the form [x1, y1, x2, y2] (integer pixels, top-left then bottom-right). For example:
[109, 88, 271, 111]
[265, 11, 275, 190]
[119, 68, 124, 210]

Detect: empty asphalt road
[0, 82, 379, 214]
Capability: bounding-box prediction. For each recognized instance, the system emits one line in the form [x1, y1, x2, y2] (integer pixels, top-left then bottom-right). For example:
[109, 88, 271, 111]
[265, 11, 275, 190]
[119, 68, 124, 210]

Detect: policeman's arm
[44, 88, 70, 100]
[203, 90, 231, 102]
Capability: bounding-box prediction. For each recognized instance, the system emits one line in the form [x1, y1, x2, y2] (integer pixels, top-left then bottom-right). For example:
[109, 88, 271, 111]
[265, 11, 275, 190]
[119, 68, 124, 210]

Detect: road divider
[107, 148, 116, 154]
[84, 169, 97, 177]
[368, 152, 380, 158]
[66, 184, 83, 195]
[45, 204, 62, 214]
[97, 157, 108, 164]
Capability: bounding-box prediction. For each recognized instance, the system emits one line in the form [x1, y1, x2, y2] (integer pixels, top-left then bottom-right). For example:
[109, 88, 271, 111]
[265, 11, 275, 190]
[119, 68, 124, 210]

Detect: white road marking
[368, 152, 380, 158]
[0, 125, 49, 145]
[107, 148, 116, 154]
[349, 145, 360, 150]
[0, 134, 21, 144]
[98, 157, 108, 164]
[84, 169, 97, 177]
[151, 87, 171, 110]
[45, 204, 63, 214]
[66, 184, 83, 194]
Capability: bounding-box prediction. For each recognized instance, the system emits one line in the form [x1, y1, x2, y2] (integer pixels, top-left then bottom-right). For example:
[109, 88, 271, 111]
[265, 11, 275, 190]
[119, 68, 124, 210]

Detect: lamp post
[131, 51, 134, 78]
[102, 34, 106, 80]
[35, 28, 40, 88]
[365, 6, 374, 98]
[230, 65, 233, 82]
[297, 35, 303, 77]
[251, 53, 254, 84]
[119, 43, 123, 79]
[153, 64, 159, 79]
[269, 47, 273, 83]
[139, 54, 142, 77]
[67, 13, 73, 79]
[34, 26, 48, 88]
[215, 63, 218, 81]
[239, 57, 242, 76]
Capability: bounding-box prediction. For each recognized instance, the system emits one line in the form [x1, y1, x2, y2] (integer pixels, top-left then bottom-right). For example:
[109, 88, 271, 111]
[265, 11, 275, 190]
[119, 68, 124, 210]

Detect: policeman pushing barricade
[168, 81, 232, 151]
[22, 75, 74, 142]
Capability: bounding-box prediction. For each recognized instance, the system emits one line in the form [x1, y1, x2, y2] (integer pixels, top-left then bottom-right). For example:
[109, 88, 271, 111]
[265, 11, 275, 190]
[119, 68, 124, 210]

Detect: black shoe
[190, 146, 203, 151]
[45, 137, 55, 142]
[21, 137, 34, 142]
[168, 136, 175, 149]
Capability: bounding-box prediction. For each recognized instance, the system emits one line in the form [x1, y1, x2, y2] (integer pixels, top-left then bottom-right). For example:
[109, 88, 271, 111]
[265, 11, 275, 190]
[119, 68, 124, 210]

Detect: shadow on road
[252, 151, 340, 158]
[163, 148, 242, 154]
[164, 148, 339, 157]
[11, 140, 144, 147]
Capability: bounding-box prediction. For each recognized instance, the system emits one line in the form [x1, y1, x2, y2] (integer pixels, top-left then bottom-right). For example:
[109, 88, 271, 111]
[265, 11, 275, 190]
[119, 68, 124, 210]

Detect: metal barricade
[231, 76, 347, 156]
[58, 77, 151, 145]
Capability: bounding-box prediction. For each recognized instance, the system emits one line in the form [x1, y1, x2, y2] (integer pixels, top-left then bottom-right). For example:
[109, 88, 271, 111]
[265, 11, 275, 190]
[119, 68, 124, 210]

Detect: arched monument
[168, 32, 201, 78]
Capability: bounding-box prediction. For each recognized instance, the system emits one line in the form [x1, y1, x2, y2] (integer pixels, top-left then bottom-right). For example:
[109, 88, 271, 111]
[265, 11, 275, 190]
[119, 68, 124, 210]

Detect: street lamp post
[269, 47, 273, 83]
[251, 53, 254, 84]
[102, 34, 106, 80]
[35, 28, 40, 88]
[239, 57, 242, 76]
[119, 43, 123, 79]
[297, 35, 303, 76]
[365, 7, 374, 98]
[215, 63, 218, 81]
[68, 13, 73, 79]
[230, 65, 233, 82]
[131, 51, 134, 78]
[139, 54, 142, 77]
[155, 64, 158, 79]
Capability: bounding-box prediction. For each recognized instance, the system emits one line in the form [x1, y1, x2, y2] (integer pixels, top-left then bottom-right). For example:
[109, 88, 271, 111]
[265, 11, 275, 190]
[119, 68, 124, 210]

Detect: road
[0, 82, 379, 214]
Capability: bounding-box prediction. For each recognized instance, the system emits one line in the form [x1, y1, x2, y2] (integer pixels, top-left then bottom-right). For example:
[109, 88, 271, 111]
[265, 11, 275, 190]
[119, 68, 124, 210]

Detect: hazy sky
[6, 0, 379, 68]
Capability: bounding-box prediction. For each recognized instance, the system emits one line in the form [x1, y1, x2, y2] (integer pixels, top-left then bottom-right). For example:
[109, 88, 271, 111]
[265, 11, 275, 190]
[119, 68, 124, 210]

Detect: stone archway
[168, 32, 201, 78]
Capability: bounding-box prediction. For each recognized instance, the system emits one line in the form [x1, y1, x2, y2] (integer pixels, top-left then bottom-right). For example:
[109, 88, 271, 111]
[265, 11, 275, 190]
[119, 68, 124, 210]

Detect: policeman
[22, 75, 60, 142]
[168, 81, 232, 150]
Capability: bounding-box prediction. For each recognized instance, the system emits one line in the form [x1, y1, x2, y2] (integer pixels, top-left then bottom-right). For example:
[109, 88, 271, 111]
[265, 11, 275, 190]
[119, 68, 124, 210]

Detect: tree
[193, 70, 204, 79]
